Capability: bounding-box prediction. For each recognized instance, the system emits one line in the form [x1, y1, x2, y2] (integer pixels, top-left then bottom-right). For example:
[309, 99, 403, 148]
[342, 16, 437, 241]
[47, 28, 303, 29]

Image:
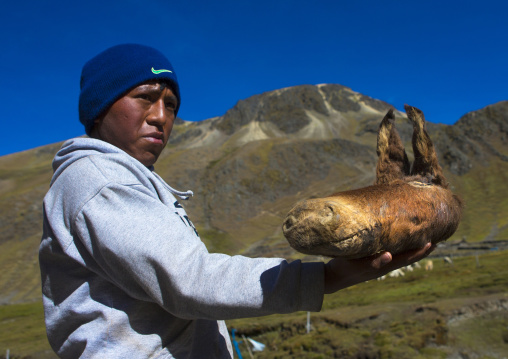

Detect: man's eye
[137, 94, 151, 101]
[166, 102, 177, 110]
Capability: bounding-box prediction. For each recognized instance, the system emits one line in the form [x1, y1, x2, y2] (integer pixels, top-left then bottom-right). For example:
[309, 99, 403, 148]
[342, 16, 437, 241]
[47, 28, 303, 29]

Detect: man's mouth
[143, 132, 164, 144]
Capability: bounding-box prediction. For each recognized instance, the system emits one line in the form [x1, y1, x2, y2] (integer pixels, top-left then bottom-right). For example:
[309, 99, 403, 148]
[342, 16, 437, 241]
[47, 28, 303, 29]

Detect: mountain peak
[170, 84, 398, 149]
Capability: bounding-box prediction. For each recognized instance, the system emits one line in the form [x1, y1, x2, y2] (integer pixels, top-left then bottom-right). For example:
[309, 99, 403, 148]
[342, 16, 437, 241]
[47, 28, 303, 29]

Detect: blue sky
[1, 0, 506, 156]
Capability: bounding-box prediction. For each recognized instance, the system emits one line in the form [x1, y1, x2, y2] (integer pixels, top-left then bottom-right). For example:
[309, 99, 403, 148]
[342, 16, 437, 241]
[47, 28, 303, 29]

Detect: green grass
[324, 251, 507, 309]
[227, 251, 508, 358]
[0, 301, 56, 358]
[449, 311, 508, 358]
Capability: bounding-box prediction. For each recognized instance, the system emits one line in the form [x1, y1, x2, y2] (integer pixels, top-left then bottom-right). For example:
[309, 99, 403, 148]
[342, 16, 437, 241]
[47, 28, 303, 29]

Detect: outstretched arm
[324, 242, 434, 294]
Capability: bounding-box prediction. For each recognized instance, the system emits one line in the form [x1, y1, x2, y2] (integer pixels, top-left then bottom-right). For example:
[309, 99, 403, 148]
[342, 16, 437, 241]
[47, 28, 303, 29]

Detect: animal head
[282, 105, 463, 258]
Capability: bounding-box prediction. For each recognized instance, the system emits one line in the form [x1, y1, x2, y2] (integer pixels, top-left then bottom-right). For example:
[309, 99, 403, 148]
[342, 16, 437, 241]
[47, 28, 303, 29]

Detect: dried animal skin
[282, 106, 463, 259]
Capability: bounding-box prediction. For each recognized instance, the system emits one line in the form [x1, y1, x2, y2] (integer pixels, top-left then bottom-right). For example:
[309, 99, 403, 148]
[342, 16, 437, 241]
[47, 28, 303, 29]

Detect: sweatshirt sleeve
[73, 179, 324, 320]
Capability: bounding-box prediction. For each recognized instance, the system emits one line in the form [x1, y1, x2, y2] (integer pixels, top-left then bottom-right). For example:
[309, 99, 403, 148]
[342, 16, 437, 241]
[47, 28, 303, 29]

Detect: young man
[39, 44, 433, 358]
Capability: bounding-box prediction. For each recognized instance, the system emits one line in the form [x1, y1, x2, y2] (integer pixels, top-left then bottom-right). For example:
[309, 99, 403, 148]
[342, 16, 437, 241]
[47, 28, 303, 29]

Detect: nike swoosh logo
[151, 67, 173, 74]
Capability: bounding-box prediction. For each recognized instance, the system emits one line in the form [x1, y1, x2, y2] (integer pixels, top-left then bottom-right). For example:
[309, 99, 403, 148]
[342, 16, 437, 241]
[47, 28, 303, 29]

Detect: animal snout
[283, 200, 341, 233]
[282, 215, 298, 232]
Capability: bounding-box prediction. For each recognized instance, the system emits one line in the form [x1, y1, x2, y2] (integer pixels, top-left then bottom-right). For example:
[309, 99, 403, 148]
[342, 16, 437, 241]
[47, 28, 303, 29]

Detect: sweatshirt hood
[51, 138, 124, 185]
[51, 137, 193, 199]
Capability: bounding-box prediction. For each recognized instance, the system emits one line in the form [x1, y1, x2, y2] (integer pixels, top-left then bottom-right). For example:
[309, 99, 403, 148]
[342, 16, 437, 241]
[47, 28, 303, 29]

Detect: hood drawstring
[152, 173, 194, 200]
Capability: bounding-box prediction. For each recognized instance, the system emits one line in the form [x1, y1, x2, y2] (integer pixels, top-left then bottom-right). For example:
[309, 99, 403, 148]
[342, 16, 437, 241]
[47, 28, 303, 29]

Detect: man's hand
[324, 242, 435, 294]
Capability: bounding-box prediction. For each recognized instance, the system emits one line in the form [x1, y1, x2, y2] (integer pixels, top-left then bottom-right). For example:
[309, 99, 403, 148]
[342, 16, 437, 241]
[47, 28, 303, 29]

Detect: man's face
[93, 82, 178, 167]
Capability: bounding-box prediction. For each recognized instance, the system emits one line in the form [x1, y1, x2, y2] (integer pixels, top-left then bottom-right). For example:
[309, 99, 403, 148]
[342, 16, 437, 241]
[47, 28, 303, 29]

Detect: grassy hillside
[0, 145, 55, 305]
[449, 157, 508, 242]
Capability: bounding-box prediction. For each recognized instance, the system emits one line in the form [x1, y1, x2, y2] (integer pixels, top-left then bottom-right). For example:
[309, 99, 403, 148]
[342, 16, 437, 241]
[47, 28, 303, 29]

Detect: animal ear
[375, 109, 411, 185]
[405, 105, 448, 188]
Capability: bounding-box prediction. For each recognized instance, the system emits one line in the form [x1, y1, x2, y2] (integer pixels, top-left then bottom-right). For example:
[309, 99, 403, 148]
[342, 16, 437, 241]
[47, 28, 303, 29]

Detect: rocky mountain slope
[0, 83, 506, 304]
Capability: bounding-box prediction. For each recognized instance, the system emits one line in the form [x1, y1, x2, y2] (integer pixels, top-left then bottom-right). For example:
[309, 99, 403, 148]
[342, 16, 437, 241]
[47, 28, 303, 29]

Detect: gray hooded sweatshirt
[39, 138, 324, 358]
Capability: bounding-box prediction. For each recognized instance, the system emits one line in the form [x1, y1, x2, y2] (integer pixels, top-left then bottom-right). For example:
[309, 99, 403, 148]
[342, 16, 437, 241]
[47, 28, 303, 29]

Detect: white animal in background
[443, 256, 453, 265]
[425, 260, 434, 271]
[388, 269, 405, 278]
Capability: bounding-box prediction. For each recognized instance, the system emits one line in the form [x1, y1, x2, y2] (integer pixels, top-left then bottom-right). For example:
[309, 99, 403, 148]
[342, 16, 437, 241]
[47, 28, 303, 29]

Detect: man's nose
[147, 99, 166, 126]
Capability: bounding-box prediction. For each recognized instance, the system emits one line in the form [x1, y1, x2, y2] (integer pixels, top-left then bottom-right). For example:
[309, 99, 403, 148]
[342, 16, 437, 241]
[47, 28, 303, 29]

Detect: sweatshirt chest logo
[174, 201, 198, 236]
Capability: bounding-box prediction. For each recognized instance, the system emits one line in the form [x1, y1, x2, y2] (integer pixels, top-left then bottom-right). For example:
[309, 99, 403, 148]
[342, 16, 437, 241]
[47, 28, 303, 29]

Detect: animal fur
[282, 105, 463, 259]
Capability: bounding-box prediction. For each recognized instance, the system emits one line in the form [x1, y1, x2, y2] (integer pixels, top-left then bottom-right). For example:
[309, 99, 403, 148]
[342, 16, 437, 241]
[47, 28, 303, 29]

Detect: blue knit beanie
[79, 44, 181, 136]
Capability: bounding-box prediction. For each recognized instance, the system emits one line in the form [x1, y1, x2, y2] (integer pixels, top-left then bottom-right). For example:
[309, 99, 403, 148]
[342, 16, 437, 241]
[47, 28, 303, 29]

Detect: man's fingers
[406, 242, 434, 263]
[389, 242, 434, 268]
[370, 252, 392, 269]
[324, 242, 436, 294]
